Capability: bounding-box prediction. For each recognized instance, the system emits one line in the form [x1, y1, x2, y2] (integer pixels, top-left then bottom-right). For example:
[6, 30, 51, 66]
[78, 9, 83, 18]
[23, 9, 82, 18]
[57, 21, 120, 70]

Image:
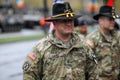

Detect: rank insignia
[28, 52, 36, 61]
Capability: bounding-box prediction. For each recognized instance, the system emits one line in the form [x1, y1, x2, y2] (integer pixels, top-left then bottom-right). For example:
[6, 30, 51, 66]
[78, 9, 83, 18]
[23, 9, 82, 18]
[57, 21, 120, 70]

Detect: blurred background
[0, 0, 120, 80]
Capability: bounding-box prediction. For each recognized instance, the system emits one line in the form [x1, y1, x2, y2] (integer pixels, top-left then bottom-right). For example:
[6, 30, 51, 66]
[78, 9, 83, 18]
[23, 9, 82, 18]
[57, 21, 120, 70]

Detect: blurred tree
[103, 0, 108, 4]
[114, 0, 120, 11]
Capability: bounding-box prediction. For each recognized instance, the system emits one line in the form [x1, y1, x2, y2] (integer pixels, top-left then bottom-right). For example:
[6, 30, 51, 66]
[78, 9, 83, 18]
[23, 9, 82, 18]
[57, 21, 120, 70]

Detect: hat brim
[93, 13, 113, 20]
[45, 15, 82, 22]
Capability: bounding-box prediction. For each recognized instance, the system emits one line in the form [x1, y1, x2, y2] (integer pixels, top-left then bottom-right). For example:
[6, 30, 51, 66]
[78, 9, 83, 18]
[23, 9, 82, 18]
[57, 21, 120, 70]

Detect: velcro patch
[28, 52, 36, 60]
[23, 61, 30, 71]
[86, 40, 94, 48]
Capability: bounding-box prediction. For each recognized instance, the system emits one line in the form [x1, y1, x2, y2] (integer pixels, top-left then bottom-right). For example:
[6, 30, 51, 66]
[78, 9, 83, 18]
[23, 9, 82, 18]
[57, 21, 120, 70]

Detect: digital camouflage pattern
[86, 28, 120, 80]
[23, 31, 97, 80]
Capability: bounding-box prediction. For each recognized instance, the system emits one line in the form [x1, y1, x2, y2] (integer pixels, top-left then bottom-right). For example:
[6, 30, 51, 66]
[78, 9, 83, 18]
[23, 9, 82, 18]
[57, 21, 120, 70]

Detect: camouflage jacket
[23, 32, 97, 80]
[86, 28, 120, 80]
[75, 30, 88, 37]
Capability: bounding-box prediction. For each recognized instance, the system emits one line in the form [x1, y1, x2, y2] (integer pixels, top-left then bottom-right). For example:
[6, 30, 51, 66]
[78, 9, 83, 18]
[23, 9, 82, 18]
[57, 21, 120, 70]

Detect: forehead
[99, 16, 115, 21]
[99, 16, 113, 19]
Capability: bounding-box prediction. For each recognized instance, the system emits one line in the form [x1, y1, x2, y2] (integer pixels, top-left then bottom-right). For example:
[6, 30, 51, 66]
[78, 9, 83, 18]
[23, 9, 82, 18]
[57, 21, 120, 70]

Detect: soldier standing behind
[22, 1, 97, 80]
[76, 20, 88, 37]
[86, 5, 120, 80]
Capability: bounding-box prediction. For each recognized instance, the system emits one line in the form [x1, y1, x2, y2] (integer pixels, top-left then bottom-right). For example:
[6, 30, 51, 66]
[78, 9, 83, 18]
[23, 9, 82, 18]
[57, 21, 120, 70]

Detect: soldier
[86, 5, 120, 80]
[22, 1, 97, 80]
[77, 20, 88, 37]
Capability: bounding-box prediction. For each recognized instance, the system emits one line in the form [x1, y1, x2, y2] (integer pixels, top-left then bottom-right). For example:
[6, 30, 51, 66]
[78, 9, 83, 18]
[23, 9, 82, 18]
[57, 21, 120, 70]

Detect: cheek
[71, 23, 74, 27]
[103, 21, 110, 26]
[58, 25, 66, 31]
[107, 21, 114, 27]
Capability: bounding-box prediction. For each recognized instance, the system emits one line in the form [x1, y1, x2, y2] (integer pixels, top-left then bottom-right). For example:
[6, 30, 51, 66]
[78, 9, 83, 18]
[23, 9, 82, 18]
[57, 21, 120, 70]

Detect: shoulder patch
[86, 40, 94, 48]
[28, 52, 36, 61]
[23, 61, 31, 72]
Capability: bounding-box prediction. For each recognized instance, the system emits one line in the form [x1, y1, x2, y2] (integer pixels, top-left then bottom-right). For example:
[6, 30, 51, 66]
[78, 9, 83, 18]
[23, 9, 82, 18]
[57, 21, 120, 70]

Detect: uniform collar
[98, 28, 117, 42]
[48, 31, 82, 48]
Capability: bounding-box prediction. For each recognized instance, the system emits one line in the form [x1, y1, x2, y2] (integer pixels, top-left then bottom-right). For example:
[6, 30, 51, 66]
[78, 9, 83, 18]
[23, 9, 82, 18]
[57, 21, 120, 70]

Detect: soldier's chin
[63, 31, 72, 35]
[109, 27, 114, 30]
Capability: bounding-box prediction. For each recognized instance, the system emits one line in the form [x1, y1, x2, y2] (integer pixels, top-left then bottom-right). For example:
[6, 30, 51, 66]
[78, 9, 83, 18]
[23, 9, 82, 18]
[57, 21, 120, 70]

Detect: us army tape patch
[23, 62, 31, 71]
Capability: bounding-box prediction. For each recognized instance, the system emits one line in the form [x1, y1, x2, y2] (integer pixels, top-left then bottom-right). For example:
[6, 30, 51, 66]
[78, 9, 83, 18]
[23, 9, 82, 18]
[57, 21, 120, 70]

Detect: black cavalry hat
[45, 2, 78, 22]
[93, 5, 119, 20]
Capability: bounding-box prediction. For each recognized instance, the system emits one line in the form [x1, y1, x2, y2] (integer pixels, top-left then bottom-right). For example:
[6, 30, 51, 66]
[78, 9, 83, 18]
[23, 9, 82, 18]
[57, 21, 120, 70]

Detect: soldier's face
[78, 25, 87, 34]
[53, 19, 74, 35]
[99, 16, 115, 30]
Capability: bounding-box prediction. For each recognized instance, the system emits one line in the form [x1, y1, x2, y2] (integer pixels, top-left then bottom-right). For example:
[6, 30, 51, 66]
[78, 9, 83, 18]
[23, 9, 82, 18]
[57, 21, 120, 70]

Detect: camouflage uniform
[75, 30, 88, 37]
[86, 28, 120, 80]
[23, 31, 97, 80]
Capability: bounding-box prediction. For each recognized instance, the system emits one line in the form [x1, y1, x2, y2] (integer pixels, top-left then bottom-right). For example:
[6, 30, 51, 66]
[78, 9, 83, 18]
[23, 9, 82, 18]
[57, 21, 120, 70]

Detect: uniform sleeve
[118, 31, 120, 48]
[118, 31, 120, 80]
[84, 43, 98, 80]
[22, 46, 43, 80]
